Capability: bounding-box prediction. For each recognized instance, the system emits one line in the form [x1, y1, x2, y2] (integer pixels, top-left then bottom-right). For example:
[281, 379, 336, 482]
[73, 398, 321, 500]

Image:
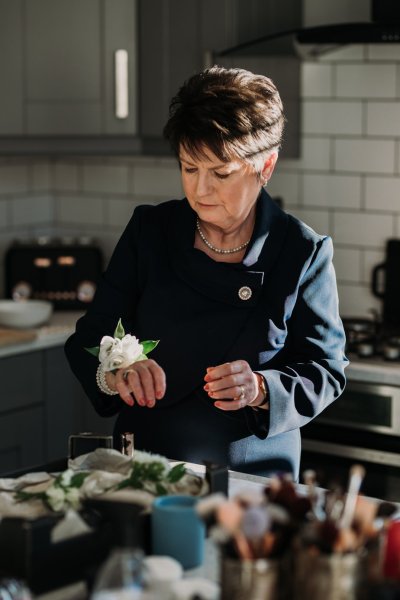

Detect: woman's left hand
[203, 360, 258, 410]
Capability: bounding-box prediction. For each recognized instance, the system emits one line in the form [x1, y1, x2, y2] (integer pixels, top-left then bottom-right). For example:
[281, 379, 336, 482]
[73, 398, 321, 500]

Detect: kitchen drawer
[0, 406, 45, 472]
[0, 352, 43, 412]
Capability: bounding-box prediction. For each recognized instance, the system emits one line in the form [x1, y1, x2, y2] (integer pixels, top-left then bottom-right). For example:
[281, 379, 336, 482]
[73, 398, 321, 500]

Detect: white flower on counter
[46, 486, 67, 512]
[59, 468, 74, 487]
[64, 487, 81, 510]
[14, 449, 208, 514]
[85, 319, 159, 373]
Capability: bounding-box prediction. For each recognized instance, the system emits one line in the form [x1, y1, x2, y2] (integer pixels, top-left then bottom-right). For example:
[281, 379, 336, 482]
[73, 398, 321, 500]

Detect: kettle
[372, 239, 400, 327]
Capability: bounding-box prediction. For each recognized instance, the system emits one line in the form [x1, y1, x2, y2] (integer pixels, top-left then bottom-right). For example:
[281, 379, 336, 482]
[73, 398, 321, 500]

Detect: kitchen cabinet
[0, 345, 114, 473]
[139, 0, 301, 157]
[0, 0, 300, 156]
[0, 0, 140, 153]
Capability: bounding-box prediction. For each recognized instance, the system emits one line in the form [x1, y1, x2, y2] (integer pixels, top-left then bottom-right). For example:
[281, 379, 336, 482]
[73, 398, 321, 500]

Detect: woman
[65, 66, 347, 479]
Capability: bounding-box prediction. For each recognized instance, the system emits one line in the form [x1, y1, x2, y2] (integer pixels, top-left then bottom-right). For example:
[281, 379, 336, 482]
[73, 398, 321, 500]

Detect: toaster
[5, 237, 103, 310]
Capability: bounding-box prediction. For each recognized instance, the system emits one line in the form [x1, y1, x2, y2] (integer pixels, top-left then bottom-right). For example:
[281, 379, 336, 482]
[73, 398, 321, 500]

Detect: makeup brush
[339, 464, 366, 529]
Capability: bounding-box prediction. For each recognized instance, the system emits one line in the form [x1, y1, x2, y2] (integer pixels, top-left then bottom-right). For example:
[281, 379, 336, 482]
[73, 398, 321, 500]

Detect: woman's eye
[214, 172, 230, 179]
[184, 167, 197, 174]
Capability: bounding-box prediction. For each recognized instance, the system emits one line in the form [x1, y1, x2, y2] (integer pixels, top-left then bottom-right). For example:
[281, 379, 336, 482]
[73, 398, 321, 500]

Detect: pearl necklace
[196, 218, 251, 255]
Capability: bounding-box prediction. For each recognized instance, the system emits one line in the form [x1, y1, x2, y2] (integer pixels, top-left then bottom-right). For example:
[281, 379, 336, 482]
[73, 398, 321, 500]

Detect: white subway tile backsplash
[301, 63, 333, 98]
[333, 247, 361, 282]
[0, 165, 29, 194]
[333, 211, 394, 246]
[303, 174, 361, 209]
[288, 207, 330, 236]
[106, 198, 136, 229]
[266, 171, 300, 207]
[302, 100, 362, 135]
[367, 45, 400, 61]
[336, 64, 396, 98]
[280, 137, 331, 171]
[367, 102, 400, 136]
[320, 44, 365, 62]
[11, 195, 53, 227]
[337, 282, 381, 318]
[132, 165, 183, 198]
[365, 176, 400, 211]
[334, 139, 395, 173]
[53, 162, 79, 191]
[57, 194, 104, 226]
[83, 165, 129, 194]
[31, 162, 51, 191]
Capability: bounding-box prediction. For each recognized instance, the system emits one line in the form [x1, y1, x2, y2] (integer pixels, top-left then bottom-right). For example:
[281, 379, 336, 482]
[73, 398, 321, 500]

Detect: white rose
[120, 335, 144, 365]
[99, 336, 118, 363]
[100, 335, 144, 372]
[46, 486, 67, 512]
[65, 487, 81, 510]
[59, 469, 74, 487]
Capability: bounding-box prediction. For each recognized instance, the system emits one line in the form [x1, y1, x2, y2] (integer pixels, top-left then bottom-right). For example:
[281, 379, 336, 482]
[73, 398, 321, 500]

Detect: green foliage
[114, 318, 125, 339]
[116, 460, 186, 495]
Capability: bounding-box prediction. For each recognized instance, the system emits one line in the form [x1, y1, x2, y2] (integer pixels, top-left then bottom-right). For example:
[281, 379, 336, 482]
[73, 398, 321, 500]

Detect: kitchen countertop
[346, 354, 400, 386]
[0, 311, 82, 358]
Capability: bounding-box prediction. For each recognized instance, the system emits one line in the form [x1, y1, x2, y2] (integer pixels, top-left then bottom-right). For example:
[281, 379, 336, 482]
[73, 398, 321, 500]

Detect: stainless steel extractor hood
[217, 0, 400, 61]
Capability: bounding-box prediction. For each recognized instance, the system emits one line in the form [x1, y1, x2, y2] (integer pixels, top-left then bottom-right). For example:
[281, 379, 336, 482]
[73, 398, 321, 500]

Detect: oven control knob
[76, 280, 96, 303]
[12, 281, 33, 301]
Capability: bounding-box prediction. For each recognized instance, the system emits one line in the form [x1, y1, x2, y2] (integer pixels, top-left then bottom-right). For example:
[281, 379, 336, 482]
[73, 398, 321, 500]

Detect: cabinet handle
[115, 49, 129, 119]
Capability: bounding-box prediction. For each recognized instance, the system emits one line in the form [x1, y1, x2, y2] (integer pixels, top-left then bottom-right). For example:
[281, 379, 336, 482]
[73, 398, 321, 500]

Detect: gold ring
[239, 385, 245, 400]
[123, 368, 134, 381]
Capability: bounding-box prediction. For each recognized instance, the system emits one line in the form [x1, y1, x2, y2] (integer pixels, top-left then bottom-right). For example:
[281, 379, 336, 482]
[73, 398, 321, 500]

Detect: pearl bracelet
[96, 364, 119, 396]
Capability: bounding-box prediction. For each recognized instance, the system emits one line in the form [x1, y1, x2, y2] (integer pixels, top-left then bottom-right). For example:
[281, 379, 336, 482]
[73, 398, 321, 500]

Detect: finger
[205, 373, 244, 395]
[146, 359, 167, 401]
[114, 371, 136, 407]
[214, 397, 247, 411]
[134, 362, 158, 407]
[121, 369, 146, 406]
[204, 361, 243, 382]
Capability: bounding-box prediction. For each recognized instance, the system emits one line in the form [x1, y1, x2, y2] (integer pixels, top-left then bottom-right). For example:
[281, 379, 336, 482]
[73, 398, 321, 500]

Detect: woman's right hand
[105, 359, 166, 407]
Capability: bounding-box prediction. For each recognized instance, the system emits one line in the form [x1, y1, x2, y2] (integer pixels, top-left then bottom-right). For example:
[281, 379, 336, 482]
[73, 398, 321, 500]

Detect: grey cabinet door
[139, 0, 300, 158]
[0, 353, 45, 472]
[139, 0, 236, 151]
[25, 0, 102, 135]
[25, 0, 137, 136]
[44, 346, 114, 462]
[0, 0, 23, 134]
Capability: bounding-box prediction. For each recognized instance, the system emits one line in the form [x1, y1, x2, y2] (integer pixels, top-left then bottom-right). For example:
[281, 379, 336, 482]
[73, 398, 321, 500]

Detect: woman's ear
[261, 152, 278, 184]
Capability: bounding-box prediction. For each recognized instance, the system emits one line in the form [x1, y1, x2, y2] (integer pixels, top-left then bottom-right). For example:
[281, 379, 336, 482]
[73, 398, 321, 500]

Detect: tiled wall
[268, 44, 400, 319]
[1, 43, 399, 320]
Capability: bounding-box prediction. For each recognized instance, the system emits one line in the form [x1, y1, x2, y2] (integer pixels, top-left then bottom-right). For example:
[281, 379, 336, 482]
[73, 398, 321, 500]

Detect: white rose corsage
[85, 318, 159, 395]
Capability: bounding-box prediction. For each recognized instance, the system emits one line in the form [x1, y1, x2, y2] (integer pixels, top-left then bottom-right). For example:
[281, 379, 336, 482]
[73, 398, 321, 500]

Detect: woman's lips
[197, 202, 216, 208]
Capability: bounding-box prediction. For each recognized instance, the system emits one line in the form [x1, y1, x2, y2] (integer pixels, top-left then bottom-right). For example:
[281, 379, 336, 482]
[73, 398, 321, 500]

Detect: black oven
[300, 380, 400, 502]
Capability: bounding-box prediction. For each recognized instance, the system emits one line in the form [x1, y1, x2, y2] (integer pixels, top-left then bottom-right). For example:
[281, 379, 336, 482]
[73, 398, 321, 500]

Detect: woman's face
[179, 145, 271, 230]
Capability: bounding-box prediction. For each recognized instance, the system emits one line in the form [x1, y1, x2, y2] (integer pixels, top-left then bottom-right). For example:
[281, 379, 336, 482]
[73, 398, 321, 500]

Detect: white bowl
[0, 300, 53, 329]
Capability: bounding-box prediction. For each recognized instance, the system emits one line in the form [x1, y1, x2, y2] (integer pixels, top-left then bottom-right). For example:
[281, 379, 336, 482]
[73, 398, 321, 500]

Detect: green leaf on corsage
[84, 346, 100, 357]
[142, 340, 159, 355]
[114, 318, 125, 340]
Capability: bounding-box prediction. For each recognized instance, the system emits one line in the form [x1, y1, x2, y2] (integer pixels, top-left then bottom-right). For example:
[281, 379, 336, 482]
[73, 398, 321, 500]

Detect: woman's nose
[196, 172, 212, 196]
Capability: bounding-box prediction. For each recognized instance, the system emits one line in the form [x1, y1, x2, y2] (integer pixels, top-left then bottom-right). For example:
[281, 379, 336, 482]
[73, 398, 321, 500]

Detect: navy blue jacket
[65, 190, 347, 478]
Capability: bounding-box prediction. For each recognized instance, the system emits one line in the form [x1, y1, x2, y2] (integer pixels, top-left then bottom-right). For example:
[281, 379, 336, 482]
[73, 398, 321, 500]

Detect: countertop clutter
[0, 454, 399, 600]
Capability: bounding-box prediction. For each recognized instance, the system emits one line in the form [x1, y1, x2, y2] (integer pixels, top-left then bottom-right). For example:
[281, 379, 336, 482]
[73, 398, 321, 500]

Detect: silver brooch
[238, 286, 252, 301]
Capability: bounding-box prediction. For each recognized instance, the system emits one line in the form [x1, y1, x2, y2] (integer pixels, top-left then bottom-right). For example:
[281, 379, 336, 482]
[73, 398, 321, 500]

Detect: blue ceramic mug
[151, 495, 205, 569]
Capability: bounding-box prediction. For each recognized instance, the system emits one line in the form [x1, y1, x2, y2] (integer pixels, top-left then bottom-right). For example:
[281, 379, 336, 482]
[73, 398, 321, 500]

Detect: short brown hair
[163, 66, 285, 170]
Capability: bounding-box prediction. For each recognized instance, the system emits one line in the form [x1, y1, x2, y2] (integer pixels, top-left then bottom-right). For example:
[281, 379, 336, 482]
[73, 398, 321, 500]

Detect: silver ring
[239, 385, 245, 400]
[123, 368, 134, 381]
